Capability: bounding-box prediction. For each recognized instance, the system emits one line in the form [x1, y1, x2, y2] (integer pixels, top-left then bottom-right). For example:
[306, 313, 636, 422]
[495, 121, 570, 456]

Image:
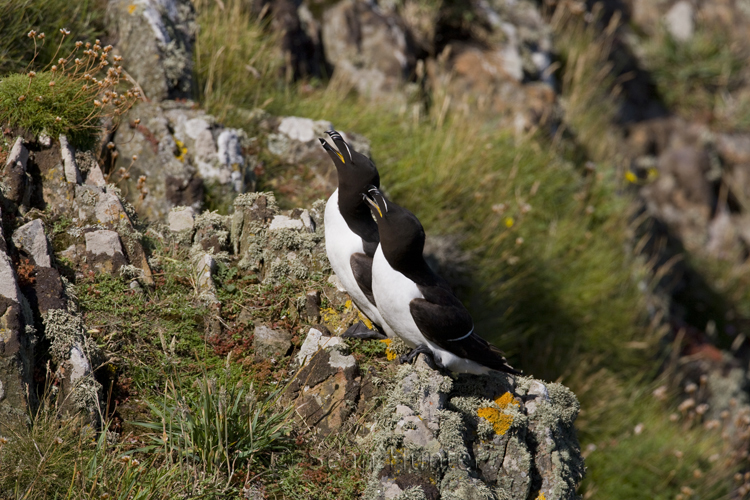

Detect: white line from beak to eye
[447, 325, 474, 341]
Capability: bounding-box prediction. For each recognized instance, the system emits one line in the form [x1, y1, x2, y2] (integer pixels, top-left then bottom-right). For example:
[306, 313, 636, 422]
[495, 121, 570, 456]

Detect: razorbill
[321, 130, 392, 339]
[363, 186, 520, 375]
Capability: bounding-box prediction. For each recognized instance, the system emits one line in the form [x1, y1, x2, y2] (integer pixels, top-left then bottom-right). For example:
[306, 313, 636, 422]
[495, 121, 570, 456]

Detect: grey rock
[85, 230, 127, 274]
[0, 248, 32, 432]
[109, 0, 196, 101]
[297, 327, 344, 367]
[4, 137, 28, 170]
[278, 116, 328, 143]
[300, 209, 316, 232]
[168, 206, 196, 232]
[3, 137, 31, 207]
[253, 325, 292, 360]
[59, 135, 82, 184]
[12, 219, 52, 267]
[664, 1, 694, 42]
[269, 215, 304, 231]
[194, 253, 218, 304]
[85, 163, 107, 188]
[321, 0, 416, 100]
[0, 249, 21, 303]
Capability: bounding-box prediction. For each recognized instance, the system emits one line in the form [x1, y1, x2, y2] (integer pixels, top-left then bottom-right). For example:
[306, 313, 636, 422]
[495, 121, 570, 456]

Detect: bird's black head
[319, 130, 380, 204]
[363, 186, 426, 273]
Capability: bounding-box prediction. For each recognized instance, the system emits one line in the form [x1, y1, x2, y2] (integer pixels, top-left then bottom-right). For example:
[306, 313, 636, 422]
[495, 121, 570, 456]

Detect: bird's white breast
[324, 190, 387, 330]
[371, 245, 428, 348]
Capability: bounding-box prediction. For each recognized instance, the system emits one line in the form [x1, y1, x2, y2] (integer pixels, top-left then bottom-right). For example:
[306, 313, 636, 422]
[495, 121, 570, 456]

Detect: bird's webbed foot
[398, 344, 446, 371]
[341, 321, 387, 340]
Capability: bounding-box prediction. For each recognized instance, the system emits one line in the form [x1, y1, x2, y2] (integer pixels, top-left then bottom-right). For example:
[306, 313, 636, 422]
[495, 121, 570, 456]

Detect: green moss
[0, 0, 106, 76]
[0, 72, 98, 147]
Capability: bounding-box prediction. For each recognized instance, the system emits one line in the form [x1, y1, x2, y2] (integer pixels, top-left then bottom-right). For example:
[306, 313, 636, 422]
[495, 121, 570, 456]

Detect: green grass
[134, 367, 292, 491]
[0, 389, 190, 500]
[0, 71, 99, 147]
[0, 0, 106, 76]
[640, 23, 746, 128]
[188, 1, 747, 497]
[0, 32, 139, 148]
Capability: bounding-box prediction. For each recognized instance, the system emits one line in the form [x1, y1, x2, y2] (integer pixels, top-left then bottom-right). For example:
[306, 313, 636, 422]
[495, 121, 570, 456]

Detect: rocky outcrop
[320, 0, 420, 101]
[230, 192, 328, 283]
[111, 101, 256, 221]
[0, 133, 160, 428]
[109, 0, 197, 101]
[363, 354, 583, 500]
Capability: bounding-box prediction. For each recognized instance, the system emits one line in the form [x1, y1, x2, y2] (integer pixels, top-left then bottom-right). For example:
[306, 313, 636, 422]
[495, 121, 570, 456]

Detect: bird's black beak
[325, 129, 353, 164]
[319, 137, 345, 163]
[363, 185, 385, 218]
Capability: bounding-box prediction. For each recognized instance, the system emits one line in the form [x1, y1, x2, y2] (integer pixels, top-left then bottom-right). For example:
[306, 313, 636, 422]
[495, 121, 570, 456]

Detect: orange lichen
[379, 339, 397, 360]
[478, 392, 520, 435]
[477, 407, 514, 435]
[495, 392, 521, 409]
[536, 493, 546, 500]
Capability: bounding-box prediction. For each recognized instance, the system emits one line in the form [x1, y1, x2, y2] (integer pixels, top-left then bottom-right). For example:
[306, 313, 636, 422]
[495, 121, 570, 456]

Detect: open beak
[363, 186, 384, 218]
[319, 138, 345, 163]
[325, 129, 353, 164]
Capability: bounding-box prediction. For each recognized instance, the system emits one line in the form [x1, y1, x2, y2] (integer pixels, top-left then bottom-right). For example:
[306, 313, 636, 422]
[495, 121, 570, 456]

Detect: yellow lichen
[380, 339, 397, 361]
[174, 139, 188, 162]
[536, 493, 546, 500]
[478, 392, 520, 435]
[127, 4, 137, 14]
[477, 407, 514, 435]
[495, 392, 520, 408]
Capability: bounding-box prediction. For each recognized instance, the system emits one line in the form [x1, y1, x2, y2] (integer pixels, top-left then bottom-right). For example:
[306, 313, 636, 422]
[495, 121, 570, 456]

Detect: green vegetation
[640, 23, 748, 129]
[0, 31, 138, 148]
[0, 0, 106, 75]
[0, 390, 189, 499]
[134, 368, 292, 492]
[192, 1, 745, 497]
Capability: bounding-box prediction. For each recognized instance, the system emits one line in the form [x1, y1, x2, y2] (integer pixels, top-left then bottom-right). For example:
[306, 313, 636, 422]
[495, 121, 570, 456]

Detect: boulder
[168, 206, 196, 233]
[253, 324, 292, 360]
[12, 219, 52, 268]
[363, 357, 584, 499]
[320, 0, 419, 100]
[284, 344, 360, 436]
[109, 0, 197, 101]
[112, 101, 256, 220]
[85, 230, 128, 274]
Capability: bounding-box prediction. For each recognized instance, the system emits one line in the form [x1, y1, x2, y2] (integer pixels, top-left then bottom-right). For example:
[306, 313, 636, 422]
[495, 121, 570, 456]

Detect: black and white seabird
[363, 186, 520, 375]
[320, 130, 393, 340]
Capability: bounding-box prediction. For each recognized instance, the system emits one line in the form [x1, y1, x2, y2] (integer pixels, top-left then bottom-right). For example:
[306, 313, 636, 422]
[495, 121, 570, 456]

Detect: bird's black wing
[409, 286, 520, 374]
[350, 252, 376, 307]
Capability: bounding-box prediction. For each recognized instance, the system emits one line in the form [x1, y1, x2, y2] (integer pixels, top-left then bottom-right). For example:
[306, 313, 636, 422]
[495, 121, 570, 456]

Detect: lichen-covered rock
[230, 192, 328, 283]
[363, 357, 584, 500]
[109, 0, 197, 101]
[112, 101, 256, 220]
[284, 343, 360, 436]
[0, 246, 33, 431]
[253, 324, 292, 361]
[42, 309, 103, 420]
[12, 219, 52, 268]
[85, 230, 128, 274]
